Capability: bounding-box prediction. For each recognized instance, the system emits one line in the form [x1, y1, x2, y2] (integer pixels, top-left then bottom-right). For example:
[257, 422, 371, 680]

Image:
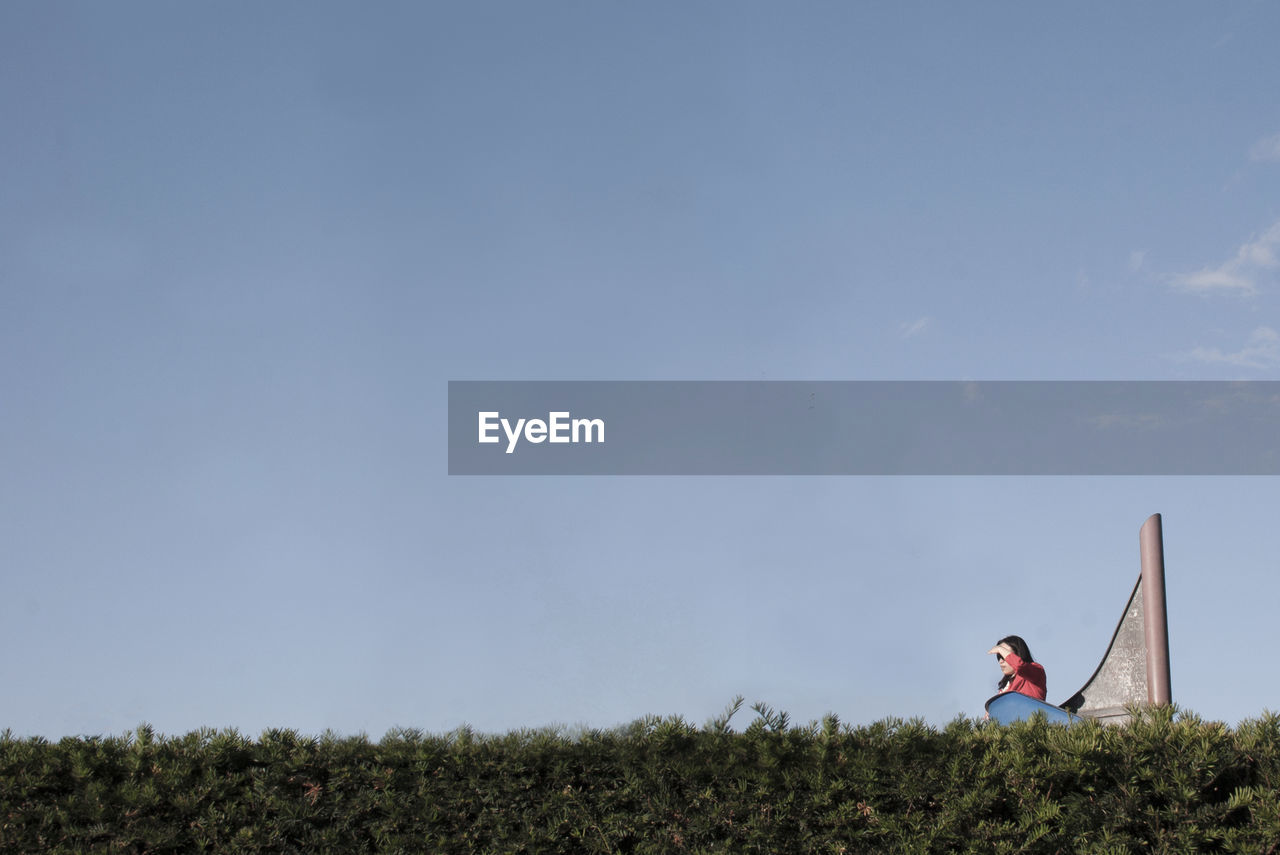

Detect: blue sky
[3, 2, 1280, 738]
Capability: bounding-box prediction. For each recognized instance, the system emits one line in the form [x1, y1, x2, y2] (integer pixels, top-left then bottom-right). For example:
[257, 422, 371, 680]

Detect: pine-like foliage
[3, 706, 1279, 853]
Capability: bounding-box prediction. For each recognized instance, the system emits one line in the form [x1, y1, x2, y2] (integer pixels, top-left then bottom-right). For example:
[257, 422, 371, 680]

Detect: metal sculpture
[1059, 513, 1172, 723]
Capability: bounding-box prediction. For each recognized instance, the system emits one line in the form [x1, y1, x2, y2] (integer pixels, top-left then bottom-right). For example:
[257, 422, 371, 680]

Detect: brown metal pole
[1139, 513, 1173, 706]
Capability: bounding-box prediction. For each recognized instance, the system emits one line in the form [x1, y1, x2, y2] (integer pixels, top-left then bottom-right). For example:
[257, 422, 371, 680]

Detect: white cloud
[1171, 269, 1255, 293]
[1168, 220, 1280, 295]
[1128, 250, 1147, 272]
[1184, 327, 1280, 370]
[899, 317, 931, 338]
[1249, 133, 1280, 162]
[1240, 227, 1280, 267]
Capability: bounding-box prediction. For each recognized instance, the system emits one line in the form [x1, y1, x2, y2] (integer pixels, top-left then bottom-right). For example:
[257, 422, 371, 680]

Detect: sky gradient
[4, 2, 1280, 738]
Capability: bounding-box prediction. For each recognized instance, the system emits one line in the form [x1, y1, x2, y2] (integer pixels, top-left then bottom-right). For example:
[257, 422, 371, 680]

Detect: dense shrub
[3, 704, 1279, 853]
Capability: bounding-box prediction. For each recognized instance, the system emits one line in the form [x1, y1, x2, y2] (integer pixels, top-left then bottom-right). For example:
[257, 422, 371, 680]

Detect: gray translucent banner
[448, 381, 1280, 475]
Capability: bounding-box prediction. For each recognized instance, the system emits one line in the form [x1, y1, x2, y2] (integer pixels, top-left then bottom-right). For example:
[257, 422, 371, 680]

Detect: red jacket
[1000, 652, 1047, 701]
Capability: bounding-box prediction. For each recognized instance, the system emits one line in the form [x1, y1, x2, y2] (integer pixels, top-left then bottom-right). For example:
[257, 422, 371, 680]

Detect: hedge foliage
[4, 702, 1280, 854]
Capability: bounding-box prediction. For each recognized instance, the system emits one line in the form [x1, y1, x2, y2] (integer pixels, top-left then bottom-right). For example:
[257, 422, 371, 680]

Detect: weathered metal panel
[1059, 577, 1148, 722]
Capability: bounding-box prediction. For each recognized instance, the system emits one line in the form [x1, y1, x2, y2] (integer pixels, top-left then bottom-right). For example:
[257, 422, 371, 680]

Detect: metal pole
[1139, 513, 1173, 705]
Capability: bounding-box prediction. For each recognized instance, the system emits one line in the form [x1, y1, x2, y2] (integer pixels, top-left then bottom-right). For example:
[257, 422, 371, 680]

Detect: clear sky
[3, 2, 1280, 738]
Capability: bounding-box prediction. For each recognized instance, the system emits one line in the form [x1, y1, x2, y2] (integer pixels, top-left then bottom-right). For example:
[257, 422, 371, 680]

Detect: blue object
[985, 692, 1083, 725]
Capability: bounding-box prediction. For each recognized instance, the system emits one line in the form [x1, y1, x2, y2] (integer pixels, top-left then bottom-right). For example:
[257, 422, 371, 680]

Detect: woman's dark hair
[995, 635, 1035, 691]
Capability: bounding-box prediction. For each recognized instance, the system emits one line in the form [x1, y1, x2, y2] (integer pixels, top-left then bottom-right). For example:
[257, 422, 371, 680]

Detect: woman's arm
[987, 642, 1016, 659]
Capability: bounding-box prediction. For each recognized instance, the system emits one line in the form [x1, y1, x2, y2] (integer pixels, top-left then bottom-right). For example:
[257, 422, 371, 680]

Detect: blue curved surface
[985, 692, 1083, 725]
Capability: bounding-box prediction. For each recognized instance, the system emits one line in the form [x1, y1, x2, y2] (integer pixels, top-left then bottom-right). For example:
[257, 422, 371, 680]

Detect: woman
[987, 635, 1047, 701]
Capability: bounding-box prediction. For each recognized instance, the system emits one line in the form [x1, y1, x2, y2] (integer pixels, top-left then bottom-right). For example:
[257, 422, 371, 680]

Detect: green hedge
[3, 703, 1279, 853]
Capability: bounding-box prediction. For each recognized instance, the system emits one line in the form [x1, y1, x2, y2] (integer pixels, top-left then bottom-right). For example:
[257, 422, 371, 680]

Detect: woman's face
[997, 654, 1014, 677]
